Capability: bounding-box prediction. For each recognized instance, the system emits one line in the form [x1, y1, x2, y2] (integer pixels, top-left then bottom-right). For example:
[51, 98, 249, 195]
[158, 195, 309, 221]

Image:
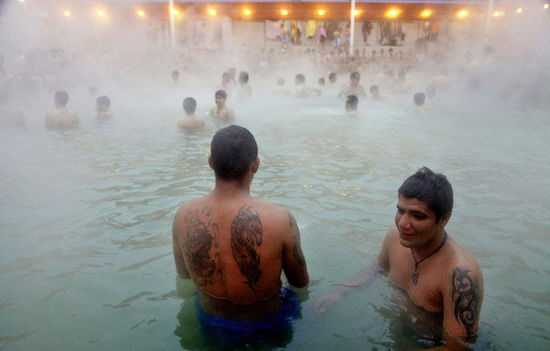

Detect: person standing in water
[210, 90, 235, 123]
[173, 125, 309, 345]
[45, 90, 79, 129]
[338, 71, 366, 98]
[177, 97, 204, 130]
[236, 71, 252, 99]
[315, 167, 483, 349]
[294, 73, 310, 98]
[96, 95, 112, 121]
[414, 92, 427, 113]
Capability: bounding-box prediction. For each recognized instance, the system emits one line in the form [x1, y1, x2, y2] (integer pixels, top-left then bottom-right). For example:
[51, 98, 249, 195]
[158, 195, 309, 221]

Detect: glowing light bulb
[387, 9, 399, 18]
[421, 10, 431, 18]
[353, 10, 360, 16]
[281, 9, 288, 16]
[457, 10, 468, 18]
[64, 10, 71, 17]
[209, 9, 216, 16]
[318, 10, 325, 16]
[97, 10, 105, 17]
[244, 9, 251, 16]
[137, 10, 145, 17]
[545, 3, 549, 9]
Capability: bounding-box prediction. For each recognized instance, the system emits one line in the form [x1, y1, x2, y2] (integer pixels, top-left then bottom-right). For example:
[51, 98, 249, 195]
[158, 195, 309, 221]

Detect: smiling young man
[315, 167, 483, 350]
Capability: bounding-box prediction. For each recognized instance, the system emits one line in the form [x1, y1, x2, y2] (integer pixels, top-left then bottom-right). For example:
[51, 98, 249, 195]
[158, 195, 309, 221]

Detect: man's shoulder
[447, 238, 480, 270]
[437, 238, 483, 293]
[175, 197, 207, 215]
[250, 199, 289, 218]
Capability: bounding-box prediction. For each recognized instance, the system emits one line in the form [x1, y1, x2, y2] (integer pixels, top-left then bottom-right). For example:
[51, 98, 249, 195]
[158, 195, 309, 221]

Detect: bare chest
[387, 250, 444, 313]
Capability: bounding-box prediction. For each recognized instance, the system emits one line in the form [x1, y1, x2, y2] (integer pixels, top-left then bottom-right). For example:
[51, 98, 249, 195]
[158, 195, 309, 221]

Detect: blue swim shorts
[194, 287, 301, 346]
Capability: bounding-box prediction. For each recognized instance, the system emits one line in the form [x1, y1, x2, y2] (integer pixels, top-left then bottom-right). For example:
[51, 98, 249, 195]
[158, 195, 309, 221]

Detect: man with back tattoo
[315, 167, 483, 350]
[173, 125, 309, 345]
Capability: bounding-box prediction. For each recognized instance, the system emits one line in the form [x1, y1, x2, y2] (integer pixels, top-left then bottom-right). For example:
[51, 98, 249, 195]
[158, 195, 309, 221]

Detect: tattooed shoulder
[450, 266, 481, 339]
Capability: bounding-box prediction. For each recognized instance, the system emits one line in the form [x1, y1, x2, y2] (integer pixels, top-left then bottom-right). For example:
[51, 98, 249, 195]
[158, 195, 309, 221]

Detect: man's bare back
[173, 125, 308, 323]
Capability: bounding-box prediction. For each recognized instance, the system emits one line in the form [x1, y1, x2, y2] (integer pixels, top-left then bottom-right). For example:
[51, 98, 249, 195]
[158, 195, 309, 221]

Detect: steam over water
[1, 0, 550, 350]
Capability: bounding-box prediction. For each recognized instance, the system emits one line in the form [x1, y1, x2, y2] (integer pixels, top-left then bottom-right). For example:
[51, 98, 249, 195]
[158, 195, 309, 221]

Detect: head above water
[183, 97, 196, 115]
[96, 96, 110, 112]
[295, 74, 305, 84]
[328, 72, 336, 83]
[345, 94, 358, 111]
[239, 71, 249, 85]
[54, 90, 69, 108]
[414, 92, 426, 106]
[215, 89, 227, 100]
[210, 125, 258, 181]
[222, 72, 231, 84]
[398, 167, 453, 223]
[350, 71, 360, 84]
[172, 70, 179, 82]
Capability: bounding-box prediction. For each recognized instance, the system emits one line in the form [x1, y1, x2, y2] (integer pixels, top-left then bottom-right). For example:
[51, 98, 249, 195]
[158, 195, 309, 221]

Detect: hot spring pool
[1, 91, 549, 350]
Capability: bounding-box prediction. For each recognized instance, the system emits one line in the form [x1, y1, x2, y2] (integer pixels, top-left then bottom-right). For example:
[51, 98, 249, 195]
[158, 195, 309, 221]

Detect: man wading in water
[173, 125, 309, 346]
[315, 167, 483, 350]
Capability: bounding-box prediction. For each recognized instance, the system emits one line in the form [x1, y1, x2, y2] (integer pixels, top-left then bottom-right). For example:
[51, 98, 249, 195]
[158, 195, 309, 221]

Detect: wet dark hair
[215, 90, 227, 99]
[398, 167, 453, 222]
[96, 95, 110, 108]
[54, 90, 69, 107]
[328, 72, 336, 81]
[345, 94, 358, 111]
[414, 92, 426, 106]
[183, 97, 196, 114]
[318, 78, 325, 85]
[295, 74, 305, 83]
[239, 71, 249, 83]
[211, 125, 258, 181]
[350, 71, 360, 80]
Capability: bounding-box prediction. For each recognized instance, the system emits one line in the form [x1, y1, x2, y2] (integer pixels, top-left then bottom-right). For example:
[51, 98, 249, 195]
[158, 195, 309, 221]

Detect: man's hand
[314, 291, 343, 314]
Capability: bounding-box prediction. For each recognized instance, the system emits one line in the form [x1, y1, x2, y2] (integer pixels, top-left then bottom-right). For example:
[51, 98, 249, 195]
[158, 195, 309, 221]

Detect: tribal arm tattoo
[451, 267, 481, 339]
[230, 205, 263, 291]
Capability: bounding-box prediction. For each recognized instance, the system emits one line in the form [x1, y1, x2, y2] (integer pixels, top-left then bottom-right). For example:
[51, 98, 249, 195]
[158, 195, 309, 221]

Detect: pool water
[1, 86, 550, 350]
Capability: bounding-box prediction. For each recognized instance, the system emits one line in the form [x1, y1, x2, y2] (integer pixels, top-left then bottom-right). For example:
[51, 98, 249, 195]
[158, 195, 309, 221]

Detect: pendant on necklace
[412, 266, 419, 285]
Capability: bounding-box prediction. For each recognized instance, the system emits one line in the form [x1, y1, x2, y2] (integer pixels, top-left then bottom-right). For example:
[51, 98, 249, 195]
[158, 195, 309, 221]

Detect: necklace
[411, 231, 448, 285]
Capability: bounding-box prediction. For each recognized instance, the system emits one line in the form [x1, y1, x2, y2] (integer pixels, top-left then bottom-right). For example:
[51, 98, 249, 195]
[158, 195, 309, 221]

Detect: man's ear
[208, 156, 213, 170]
[438, 212, 451, 228]
[250, 157, 260, 174]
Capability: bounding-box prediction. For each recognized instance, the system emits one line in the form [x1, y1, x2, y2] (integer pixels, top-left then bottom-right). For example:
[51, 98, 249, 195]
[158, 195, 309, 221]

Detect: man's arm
[282, 211, 309, 288]
[433, 265, 483, 350]
[172, 212, 190, 279]
[314, 228, 392, 313]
